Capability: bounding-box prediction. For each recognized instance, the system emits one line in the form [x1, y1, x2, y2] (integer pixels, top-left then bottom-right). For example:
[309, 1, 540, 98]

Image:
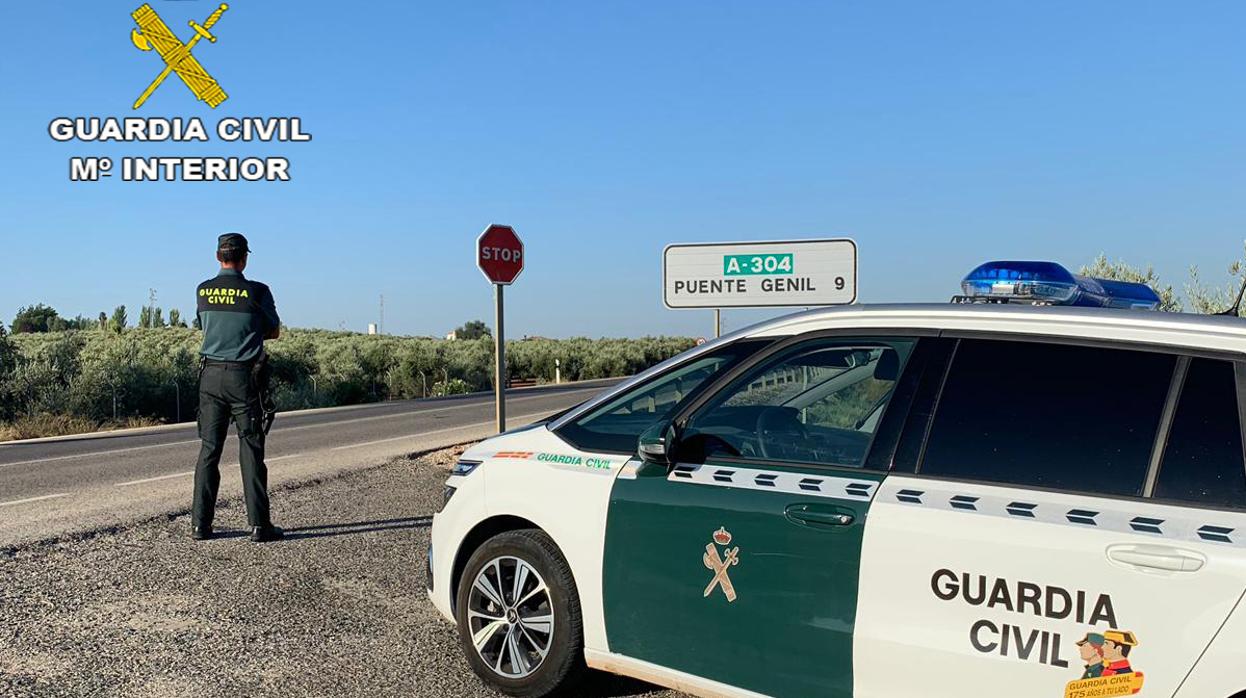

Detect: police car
[428, 261, 1246, 698]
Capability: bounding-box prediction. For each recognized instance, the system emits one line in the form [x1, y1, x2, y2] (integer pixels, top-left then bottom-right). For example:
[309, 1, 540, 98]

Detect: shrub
[1, 328, 695, 439]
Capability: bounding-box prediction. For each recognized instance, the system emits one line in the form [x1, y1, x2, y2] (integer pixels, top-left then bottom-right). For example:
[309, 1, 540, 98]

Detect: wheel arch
[450, 514, 544, 615]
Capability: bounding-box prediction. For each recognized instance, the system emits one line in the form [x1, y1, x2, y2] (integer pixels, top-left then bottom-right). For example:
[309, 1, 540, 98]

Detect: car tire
[455, 529, 585, 697]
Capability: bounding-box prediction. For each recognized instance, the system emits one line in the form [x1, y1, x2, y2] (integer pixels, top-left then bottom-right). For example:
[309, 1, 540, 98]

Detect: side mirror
[638, 421, 676, 465]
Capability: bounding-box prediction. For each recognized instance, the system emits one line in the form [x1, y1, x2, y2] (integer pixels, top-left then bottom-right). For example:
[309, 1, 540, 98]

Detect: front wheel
[455, 529, 585, 697]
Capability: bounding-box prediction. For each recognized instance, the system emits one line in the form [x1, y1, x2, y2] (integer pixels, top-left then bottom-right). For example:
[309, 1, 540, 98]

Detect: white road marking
[0, 388, 597, 469]
[0, 439, 202, 469]
[330, 412, 548, 451]
[0, 493, 71, 507]
[276, 389, 595, 435]
[219, 453, 304, 468]
[115, 471, 195, 487]
[113, 454, 302, 487]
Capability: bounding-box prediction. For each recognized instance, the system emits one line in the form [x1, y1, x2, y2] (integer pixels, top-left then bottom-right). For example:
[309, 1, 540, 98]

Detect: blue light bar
[958, 261, 1161, 310]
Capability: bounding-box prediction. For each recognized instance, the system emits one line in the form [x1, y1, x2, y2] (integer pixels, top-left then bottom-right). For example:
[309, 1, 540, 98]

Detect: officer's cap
[1103, 630, 1138, 647]
[1076, 633, 1105, 647]
[218, 232, 251, 254]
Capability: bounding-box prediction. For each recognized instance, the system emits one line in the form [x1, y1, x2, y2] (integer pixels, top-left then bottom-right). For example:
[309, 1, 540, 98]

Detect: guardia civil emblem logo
[702, 526, 740, 603]
[130, 3, 230, 109]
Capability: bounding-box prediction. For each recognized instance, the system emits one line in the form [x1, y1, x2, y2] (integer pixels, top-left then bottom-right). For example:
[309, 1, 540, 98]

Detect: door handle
[785, 503, 854, 529]
[1106, 544, 1205, 573]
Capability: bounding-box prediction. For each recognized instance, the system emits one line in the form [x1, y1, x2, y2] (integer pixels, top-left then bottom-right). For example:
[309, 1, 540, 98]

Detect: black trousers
[192, 362, 271, 528]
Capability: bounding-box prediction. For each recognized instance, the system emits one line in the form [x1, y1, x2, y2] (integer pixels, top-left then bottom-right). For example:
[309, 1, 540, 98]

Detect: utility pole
[379, 294, 385, 335]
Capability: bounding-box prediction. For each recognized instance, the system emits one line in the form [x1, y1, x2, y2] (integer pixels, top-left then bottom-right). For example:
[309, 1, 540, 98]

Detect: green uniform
[192, 267, 280, 529]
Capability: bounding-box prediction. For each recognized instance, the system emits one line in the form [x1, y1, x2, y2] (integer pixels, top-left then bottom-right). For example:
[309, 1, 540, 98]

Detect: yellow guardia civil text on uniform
[200, 287, 249, 305]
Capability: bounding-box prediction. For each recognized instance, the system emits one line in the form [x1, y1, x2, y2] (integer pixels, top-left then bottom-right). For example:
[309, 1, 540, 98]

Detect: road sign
[477, 224, 525, 285]
[663, 239, 857, 309]
[477, 224, 524, 433]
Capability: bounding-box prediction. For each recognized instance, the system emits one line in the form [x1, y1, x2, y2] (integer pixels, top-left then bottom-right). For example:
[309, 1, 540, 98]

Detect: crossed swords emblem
[703, 526, 740, 603]
[130, 3, 230, 110]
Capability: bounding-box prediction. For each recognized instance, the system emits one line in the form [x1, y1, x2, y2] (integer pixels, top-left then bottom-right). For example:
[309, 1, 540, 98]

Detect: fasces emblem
[702, 527, 740, 603]
[131, 3, 230, 109]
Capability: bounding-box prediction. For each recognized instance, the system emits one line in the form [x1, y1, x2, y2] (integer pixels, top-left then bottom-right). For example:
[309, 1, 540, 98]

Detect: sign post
[664, 239, 858, 322]
[494, 284, 505, 430]
[477, 224, 525, 433]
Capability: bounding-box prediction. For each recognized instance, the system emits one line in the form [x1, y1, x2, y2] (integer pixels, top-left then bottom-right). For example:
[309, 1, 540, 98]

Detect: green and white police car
[428, 261, 1246, 698]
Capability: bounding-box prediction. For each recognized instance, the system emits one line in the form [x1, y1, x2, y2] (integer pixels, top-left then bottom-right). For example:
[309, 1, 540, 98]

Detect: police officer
[191, 233, 283, 542]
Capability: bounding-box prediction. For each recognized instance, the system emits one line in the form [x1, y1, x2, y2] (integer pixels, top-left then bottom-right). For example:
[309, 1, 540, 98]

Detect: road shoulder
[0, 446, 678, 698]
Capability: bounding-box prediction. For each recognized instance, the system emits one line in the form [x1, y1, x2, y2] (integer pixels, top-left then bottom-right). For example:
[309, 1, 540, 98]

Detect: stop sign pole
[477, 224, 524, 433]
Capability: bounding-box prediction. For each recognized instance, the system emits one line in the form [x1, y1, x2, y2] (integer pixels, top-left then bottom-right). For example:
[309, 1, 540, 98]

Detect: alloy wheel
[466, 555, 555, 679]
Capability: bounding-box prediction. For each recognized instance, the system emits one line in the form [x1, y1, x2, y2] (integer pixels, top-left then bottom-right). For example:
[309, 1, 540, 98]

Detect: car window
[920, 339, 1175, 497]
[1153, 358, 1246, 509]
[556, 340, 768, 453]
[680, 339, 915, 468]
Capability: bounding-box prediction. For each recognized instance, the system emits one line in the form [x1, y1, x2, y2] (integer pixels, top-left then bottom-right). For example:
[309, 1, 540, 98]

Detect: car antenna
[1217, 276, 1246, 316]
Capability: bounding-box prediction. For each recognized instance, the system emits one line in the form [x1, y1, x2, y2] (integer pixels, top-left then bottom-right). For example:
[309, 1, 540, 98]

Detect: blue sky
[2, 1, 1244, 338]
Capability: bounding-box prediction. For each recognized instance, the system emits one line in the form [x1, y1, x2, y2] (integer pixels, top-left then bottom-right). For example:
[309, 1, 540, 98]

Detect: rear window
[920, 339, 1174, 497]
[1153, 358, 1246, 509]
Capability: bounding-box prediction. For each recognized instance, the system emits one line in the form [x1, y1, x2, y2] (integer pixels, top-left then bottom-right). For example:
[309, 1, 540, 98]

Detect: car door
[602, 334, 930, 697]
[855, 337, 1246, 698]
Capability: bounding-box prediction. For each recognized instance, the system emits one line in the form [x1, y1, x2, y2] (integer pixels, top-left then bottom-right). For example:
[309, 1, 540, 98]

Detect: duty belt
[201, 358, 256, 369]
[198, 356, 277, 435]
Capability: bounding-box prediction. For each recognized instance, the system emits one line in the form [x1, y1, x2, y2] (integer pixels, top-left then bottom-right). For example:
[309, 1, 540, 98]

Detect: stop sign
[477, 224, 524, 285]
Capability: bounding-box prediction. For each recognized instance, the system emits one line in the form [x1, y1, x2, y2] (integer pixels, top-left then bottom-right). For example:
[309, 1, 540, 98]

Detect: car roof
[548, 303, 1246, 431]
[745, 303, 1246, 353]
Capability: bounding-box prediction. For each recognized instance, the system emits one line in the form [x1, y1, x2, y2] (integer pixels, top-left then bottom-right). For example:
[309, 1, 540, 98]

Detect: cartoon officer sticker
[1075, 632, 1106, 679]
[1063, 630, 1143, 698]
[1100, 630, 1138, 676]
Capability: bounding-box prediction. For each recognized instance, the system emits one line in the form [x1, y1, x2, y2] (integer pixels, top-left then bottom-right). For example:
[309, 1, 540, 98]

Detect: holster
[251, 353, 277, 435]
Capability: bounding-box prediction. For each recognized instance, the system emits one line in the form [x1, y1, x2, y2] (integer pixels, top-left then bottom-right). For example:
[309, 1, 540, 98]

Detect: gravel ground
[0, 446, 681, 698]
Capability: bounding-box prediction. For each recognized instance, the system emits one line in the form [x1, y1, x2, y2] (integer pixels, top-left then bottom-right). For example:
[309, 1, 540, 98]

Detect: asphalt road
[0, 446, 680, 698]
[0, 380, 618, 547]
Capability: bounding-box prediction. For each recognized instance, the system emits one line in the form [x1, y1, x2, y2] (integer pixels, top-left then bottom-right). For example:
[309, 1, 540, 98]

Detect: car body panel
[1172, 585, 1246, 698]
[604, 459, 882, 696]
[428, 455, 488, 622]
[585, 649, 772, 698]
[856, 476, 1246, 698]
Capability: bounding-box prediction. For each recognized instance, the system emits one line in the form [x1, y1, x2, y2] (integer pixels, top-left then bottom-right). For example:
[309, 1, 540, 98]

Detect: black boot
[250, 525, 284, 543]
[192, 525, 213, 541]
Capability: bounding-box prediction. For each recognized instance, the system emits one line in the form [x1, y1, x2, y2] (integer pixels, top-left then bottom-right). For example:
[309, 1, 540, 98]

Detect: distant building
[368, 323, 378, 335]
[445, 330, 457, 341]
